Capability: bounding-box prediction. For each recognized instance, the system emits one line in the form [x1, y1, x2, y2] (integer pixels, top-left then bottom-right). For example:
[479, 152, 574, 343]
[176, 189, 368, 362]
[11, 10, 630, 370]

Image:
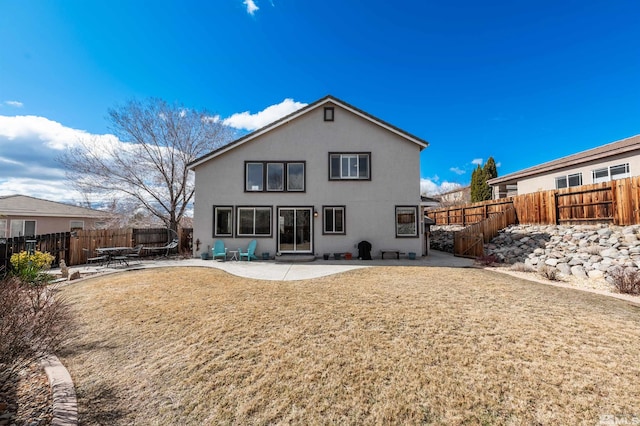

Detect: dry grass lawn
[59, 266, 640, 425]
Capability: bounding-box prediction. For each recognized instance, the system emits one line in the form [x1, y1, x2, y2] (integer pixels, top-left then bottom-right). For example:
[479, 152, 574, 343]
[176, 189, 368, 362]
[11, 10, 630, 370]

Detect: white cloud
[223, 98, 307, 131]
[243, 0, 259, 15]
[450, 167, 465, 175]
[0, 176, 86, 203]
[4, 100, 23, 108]
[420, 178, 462, 196]
[0, 115, 95, 150]
[471, 158, 483, 166]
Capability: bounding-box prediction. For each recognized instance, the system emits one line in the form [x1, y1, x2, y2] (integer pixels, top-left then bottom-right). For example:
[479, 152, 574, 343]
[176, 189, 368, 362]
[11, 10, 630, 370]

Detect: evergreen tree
[470, 165, 485, 202]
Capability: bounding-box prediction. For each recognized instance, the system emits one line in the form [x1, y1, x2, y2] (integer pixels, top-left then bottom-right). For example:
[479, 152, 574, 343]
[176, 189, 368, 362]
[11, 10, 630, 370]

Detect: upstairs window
[329, 153, 371, 180]
[246, 161, 305, 192]
[246, 162, 264, 191]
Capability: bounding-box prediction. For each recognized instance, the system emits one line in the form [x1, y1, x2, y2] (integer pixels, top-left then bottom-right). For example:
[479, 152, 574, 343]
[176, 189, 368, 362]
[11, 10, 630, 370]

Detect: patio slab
[57, 250, 474, 282]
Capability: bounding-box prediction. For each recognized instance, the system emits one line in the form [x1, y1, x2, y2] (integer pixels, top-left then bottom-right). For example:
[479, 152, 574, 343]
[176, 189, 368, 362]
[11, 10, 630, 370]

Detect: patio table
[96, 247, 133, 267]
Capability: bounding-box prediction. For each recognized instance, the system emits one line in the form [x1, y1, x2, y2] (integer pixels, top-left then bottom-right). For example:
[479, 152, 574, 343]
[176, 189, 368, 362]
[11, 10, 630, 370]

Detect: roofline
[0, 194, 110, 218]
[188, 95, 429, 169]
[488, 134, 640, 185]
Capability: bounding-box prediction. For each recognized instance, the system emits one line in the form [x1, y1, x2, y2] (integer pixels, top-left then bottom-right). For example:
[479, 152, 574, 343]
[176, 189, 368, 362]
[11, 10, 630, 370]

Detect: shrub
[0, 275, 72, 387]
[9, 250, 55, 284]
[510, 262, 535, 273]
[607, 266, 640, 295]
[538, 265, 559, 281]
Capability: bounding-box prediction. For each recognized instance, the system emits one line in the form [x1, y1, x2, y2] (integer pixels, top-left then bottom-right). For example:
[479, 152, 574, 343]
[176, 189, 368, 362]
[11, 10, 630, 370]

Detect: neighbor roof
[0, 195, 109, 218]
[188, 95, 429, 169]
[488, 134, 640, 185]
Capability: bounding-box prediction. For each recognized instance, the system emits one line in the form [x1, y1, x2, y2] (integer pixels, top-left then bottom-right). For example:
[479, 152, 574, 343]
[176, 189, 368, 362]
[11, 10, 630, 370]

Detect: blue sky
[1, 0, 639, 202]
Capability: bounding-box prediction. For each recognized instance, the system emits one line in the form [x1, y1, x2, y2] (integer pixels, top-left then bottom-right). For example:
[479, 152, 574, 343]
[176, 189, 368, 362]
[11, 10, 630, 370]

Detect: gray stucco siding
[192, 103, 423, 258]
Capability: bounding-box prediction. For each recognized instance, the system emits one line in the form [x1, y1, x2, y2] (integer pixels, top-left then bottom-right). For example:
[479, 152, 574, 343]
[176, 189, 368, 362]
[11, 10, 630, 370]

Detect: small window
[0, 219, 6, 238]
[610, 163, 630, 180]
[70, 220, 84, 231]
[568, 173, 582, 187]
[329, 153, 371, 180]
[237, 207, 272, 237]
[592, 167, 609, 184]
[555, 173, 582, 189]
[246, 162, 264, 191]
[395, 206, 418, 238]
[324, 107, 334, 122]
[214, 206, 233, 237]
[323, 206, 345, 234]
[555, 176, 568, 189]
[267, 163, 284, 191]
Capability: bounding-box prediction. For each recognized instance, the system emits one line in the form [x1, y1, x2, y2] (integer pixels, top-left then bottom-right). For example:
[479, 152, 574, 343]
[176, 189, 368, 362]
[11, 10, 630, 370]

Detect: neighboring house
[0, 194, 109, 238]
[435, 186, 470, 206]
[188, 95, 429, 259]
[488, 134, 640, 199]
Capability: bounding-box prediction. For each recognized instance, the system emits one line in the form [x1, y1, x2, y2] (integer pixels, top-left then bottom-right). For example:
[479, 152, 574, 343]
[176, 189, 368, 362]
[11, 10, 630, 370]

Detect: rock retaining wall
[431, 224, 640, 282]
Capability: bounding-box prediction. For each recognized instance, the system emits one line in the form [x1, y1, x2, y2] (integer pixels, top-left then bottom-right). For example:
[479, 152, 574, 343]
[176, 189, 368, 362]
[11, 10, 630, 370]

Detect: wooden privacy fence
[428, 176, 640, 227]
[1, 227, 194, 269]
[0, 233, 71, 270]
[453, 207, 517, 258]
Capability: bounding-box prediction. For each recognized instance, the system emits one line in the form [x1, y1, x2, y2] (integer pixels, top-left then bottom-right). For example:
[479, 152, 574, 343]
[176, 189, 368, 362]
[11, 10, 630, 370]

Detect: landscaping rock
[432, 223, 640, 284]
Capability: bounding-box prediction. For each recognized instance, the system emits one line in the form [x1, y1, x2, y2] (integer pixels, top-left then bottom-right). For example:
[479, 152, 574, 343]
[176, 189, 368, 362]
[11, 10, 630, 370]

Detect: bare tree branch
[59, 98, 234, 234]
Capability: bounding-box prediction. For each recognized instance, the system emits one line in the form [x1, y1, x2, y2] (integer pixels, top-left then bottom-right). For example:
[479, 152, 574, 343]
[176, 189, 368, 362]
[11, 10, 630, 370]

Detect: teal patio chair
[238, 239, 258, 261]
[212, 240, 228, 261]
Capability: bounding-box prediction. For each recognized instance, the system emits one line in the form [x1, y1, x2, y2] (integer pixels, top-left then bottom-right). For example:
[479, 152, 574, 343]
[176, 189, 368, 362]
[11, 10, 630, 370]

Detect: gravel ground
[0, 360, 53, 426]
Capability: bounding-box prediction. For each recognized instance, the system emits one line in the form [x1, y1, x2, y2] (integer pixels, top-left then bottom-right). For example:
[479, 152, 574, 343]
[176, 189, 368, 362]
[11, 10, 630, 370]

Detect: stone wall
[431, 224, 640, 282]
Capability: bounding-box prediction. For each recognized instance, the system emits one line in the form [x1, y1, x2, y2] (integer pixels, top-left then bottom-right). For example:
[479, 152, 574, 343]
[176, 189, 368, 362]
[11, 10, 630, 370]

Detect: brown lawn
[58, 266, 640, 425]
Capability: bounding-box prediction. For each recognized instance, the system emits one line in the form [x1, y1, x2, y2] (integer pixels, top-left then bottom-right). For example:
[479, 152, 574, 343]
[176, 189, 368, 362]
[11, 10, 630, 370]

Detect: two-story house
[188, 95, 428, 259]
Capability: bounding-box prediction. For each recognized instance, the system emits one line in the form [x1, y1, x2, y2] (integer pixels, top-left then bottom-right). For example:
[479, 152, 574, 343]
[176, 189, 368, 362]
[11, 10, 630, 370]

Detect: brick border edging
[40, 355, 77, 426]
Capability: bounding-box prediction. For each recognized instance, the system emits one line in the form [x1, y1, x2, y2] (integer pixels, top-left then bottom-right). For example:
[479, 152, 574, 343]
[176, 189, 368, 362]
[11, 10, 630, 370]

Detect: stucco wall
[516, 152, 640, 195]
[0, 215, 105, 237]
[192, 102, 424, 258]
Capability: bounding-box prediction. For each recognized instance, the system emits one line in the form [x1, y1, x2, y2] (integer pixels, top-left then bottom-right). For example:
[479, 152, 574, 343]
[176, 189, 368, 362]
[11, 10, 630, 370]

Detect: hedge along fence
[427, 176, 640, 227]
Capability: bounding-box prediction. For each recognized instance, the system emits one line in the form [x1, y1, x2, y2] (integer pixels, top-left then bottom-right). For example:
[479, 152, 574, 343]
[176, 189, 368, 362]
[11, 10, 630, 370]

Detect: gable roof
[188, 95, 429, 169]
[0, 194, 109, 219]
[488, 134, 640, 185]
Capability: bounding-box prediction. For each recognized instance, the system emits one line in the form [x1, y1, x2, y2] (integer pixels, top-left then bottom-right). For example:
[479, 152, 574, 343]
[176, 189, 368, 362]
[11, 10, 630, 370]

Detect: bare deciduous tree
[59, 98, 233, 236]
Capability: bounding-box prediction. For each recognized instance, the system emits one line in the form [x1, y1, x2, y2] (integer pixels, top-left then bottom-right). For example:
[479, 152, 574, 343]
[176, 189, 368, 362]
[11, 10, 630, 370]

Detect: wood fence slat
[427, 176, 640, 227]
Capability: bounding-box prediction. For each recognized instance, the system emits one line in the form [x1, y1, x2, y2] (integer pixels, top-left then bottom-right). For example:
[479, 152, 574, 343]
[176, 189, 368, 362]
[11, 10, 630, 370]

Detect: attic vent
[324, 107, 334, 122]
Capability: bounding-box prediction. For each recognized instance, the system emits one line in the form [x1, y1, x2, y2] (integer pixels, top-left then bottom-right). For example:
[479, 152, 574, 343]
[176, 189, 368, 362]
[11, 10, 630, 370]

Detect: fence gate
[454, 232, 484, 258]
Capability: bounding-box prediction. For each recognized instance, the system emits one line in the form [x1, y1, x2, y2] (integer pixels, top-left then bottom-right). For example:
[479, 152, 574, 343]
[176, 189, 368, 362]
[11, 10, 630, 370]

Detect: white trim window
[0, 219, 6, 238]
[329, 153, 370, 180]
[592, 163, 630, 184]
[323, 206, 345, 234]
[10, 220, 36, 238]
[555, 173, 582, 189]
[213, 206, 233, 237]
[70, 220, 84, 231]
[395, 206, 418, 238]
[237, 207, 272, 237]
